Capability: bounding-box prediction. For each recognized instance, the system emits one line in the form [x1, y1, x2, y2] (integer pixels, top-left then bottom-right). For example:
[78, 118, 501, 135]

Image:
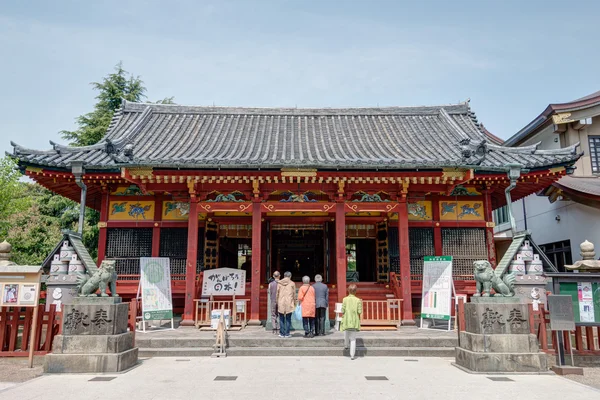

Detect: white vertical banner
[421, 256, 453, 330]
[140, 257, 173, 321]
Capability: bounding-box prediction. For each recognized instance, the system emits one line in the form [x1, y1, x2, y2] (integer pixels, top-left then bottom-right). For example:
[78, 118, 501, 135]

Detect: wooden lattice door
[204, 221, 219, 269]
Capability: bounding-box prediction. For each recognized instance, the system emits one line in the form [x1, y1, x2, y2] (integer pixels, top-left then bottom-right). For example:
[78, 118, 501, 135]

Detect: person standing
[341, 284, 362, 360]
[276, 271, 295, 338]
[298, 276, 316, 337]
[312, 274, 329, 336]
[268, 271, 281, 334]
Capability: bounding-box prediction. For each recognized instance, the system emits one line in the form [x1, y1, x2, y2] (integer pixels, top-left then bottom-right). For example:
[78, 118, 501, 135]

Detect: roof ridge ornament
[459, 138, 488, 165]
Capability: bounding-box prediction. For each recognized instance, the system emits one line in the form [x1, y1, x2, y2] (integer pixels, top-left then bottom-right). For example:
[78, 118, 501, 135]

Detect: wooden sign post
[0, 265, 43, 368]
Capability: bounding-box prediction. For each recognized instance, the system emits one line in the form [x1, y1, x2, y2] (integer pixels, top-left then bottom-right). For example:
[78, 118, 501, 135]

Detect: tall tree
[61, 62, 147, 146]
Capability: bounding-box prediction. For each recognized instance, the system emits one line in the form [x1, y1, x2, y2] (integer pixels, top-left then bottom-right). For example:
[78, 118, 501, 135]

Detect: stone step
[136, 336, 458, 349]
[139, 346, 456, 358]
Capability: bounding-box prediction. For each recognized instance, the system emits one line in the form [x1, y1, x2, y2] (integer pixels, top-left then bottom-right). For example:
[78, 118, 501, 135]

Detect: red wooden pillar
[152, 194, 163, 257]
[483, 191, 497, 268]
[335, 203, 347, 303]
[432, 195, 443, 256]
[249, 202, 262, 325]
[180, 198, 199, 326]
[398, 199, 415, 325]
[97, 190, 109, 263]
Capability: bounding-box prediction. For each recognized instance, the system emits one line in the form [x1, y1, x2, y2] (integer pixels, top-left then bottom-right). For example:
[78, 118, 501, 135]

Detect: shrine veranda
[10, 101, 581, 325]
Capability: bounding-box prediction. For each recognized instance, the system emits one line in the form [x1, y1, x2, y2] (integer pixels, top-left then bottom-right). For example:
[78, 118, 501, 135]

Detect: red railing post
[536, 305, 550, 352]
[575, 326, 584, 352]
[586, 326, 596, 352]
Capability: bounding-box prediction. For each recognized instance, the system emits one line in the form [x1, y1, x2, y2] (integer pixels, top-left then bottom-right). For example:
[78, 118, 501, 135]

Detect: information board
[202, 268, 246, 296]
[548, 295, 576, 331]
[0, 266, 42, 308]
[558, 281, 600, 324]
[421, 256, 453, 327]
[139, 257, 173, 321]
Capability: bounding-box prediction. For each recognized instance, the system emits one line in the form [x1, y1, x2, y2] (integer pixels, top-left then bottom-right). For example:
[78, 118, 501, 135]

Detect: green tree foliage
[61, 62, 148, 146]
[0, 157, 30, 239]
[2, 183, 99, 264]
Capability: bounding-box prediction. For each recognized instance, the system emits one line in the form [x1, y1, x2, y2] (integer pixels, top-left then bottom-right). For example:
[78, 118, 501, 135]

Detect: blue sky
[2, 0, 599, 155]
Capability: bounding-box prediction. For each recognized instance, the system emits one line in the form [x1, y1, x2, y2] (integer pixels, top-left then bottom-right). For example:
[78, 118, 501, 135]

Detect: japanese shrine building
[10, 100, 581, 325]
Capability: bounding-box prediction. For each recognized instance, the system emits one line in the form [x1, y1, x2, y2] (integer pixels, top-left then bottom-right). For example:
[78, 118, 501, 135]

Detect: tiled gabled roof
[10, 101, 581, 171]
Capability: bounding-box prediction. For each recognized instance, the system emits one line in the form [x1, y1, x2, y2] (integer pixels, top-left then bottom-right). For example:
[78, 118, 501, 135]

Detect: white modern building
[494, 91, 600, 270]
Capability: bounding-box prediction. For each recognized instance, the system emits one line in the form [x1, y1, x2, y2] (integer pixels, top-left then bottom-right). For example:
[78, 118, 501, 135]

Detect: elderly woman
[298, 275, 316, 337]
[341, 284, 362, 360]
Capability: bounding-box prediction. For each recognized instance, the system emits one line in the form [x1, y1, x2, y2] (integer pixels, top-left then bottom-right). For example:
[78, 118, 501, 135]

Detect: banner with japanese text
[202, 268, 246, 296]
[140, 257, 173, 321]
[421, 256, 453, 321]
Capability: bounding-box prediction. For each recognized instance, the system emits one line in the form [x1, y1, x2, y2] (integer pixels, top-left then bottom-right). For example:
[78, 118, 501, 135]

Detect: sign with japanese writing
[202, 268, 246, 296]
[548, 295, 576, 331]
[578, 282, 595, 323]
[140, 257, 173, 321]
[0, 266, 42, 308]
[421, 256, 453, 321]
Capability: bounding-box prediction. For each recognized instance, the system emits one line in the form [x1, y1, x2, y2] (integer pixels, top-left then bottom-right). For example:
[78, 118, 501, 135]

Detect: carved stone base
[44, 348, 138, 373]
[455, 347, 548, 373]
[46, 299, 138, 373]
[455, 302, 548, 373]
[459, 332, 539, 353]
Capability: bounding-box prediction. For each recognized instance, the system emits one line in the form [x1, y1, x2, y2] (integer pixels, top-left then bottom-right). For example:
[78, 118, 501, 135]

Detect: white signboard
[210, 309, 231, 329]
[421, 256, 453, 329]
[140, 257, 173, 321]
[578, 282, 595, 323]
[202, 268, 246, 296]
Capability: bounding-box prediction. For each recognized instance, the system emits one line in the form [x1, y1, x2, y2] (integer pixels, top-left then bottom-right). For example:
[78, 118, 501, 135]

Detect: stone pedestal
[44, 297, 138, 373]
[455, 302, 548, 373]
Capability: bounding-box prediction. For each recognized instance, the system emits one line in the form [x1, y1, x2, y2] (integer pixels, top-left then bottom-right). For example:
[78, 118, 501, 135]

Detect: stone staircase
[137, 330, 457, 358]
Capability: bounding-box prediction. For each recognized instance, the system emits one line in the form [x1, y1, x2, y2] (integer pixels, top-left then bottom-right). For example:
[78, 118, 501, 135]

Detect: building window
[539, 240, 572, 272]
[589, 136, 600, 173]
[493, 205, 509, 225]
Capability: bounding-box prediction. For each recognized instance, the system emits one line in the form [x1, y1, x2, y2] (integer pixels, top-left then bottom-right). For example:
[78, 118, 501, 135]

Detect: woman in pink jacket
[298, 275, 316, 337]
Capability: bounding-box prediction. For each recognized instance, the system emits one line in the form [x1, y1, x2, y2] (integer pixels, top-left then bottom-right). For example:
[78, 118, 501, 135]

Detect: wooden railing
[360, 299, 402, 326]
[194, 298, 248, 329]
[532, 305, 600, 355]
[0, 305, 62, 357]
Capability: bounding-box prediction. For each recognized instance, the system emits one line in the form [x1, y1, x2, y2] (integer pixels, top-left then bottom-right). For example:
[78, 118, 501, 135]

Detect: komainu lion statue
[473, 260, 515, 297]
[77, 260, 119, 297]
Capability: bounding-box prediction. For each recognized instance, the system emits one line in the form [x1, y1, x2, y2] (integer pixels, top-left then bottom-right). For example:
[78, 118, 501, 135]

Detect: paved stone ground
[0, 357, 44, 391]
[564, 368, 600, 390]
[2, 357, 600, 399]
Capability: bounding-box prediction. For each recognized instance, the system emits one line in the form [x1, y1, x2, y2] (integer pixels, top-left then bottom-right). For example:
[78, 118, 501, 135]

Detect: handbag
[293, 286, 305, 321]
[293, 303, 302, 321]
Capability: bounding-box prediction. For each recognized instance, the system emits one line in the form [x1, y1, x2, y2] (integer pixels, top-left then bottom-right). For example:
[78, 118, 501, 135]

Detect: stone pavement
[1, 357, 599, 400]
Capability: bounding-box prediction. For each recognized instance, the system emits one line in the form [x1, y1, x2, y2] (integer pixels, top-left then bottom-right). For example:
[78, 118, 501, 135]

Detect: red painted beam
[97, 191, 109, 263]
[262, 202, 336, 213]
[398, 199, 415, 325]
[181, 199, 199, 326]
[152, 194, 163, 257]
[249, 202, 262, 325]
[335, 203, 347, 303]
